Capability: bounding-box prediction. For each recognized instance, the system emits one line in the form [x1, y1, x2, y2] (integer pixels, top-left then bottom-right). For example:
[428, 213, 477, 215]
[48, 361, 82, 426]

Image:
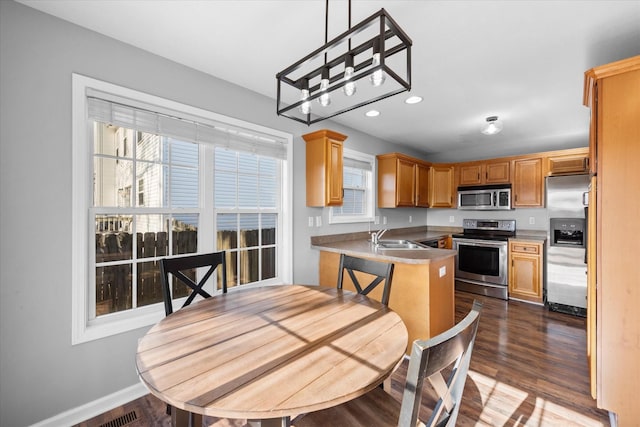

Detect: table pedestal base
[248, 416, 291, 427]
[171, 408, 202, 427]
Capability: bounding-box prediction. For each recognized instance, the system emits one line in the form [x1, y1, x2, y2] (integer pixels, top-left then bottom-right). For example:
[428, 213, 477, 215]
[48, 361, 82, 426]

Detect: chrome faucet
[371, 228, 388, 245]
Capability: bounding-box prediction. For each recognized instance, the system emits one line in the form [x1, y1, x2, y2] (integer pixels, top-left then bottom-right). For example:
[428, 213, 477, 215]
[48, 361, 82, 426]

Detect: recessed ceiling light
[405, 96, 423, 104]
[365, 110, 380, 117]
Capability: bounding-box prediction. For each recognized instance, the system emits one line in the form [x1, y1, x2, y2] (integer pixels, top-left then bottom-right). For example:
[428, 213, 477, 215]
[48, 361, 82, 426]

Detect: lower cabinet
[318, 250, 455, 355]
[508, 240, 543, 304]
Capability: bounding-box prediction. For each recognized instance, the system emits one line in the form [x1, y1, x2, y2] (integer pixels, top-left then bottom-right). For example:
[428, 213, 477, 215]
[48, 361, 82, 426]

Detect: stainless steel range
[452, 219, 516, 300]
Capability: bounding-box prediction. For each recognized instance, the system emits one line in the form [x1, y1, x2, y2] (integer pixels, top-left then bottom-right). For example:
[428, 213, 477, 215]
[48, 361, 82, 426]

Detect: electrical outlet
[529, 217, 535, 225]
[308, 216, 314, 227]
[315, 216, 322, 227]
[383, 216, 387, 225]
[374, 216, 380, 225]
[439, 266, 446, 277]
[449, 215, 455, 223]
[409, 215, 413, 223]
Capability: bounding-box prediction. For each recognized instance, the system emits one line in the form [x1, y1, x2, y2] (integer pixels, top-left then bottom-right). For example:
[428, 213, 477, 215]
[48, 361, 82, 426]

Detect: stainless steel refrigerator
[545, 174, 590, 316]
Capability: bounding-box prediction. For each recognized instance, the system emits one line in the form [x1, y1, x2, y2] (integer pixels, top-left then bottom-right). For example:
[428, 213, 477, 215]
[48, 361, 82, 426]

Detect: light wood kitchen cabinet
[429, 164, 455, 207]
[583, 55, 640, 424]
[512, 157, 543, 207]
[377, 153, 430, 208]
[546, 147, 590, 176]
[508, 240, 543, 304]
[458, 163, 483, 186]
[303, 129, 346, 207]
[458, 160, 510, 186]
[415, 162, 430, 207]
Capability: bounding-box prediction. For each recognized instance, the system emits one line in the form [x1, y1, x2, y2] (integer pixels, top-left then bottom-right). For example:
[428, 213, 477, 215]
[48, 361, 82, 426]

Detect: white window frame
[329, 148, 375, 224]
[71, 74, 293, 344]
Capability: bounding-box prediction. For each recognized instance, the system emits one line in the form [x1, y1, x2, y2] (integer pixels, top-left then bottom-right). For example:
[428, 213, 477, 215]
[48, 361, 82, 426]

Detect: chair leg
[382, 376, 392, 393]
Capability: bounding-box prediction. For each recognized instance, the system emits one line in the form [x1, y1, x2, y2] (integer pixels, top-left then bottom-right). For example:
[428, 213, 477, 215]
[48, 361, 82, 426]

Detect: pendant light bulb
[298, 79, 311, 115]
[342, 55, 357, 97]
[369, 40, 386, 87]
[318, 68, 331, 107]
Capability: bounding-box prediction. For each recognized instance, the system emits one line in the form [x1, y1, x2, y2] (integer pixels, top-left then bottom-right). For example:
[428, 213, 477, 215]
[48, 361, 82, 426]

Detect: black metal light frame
[276, 8, 412, 126]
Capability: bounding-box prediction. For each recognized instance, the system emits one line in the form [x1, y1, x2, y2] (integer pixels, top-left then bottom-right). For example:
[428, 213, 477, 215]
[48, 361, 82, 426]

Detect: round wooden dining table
[135, 284, 408, 427]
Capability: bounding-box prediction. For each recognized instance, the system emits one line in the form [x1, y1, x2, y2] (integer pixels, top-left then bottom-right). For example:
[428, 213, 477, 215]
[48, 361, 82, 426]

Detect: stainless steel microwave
[457, 184, 512, 210]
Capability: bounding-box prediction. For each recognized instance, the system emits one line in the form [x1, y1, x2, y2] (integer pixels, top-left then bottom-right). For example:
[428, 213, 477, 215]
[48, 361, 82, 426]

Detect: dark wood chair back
[337, 254, 394, 306]
[399, 300, 483, 427]
[160, 251, 227, 316]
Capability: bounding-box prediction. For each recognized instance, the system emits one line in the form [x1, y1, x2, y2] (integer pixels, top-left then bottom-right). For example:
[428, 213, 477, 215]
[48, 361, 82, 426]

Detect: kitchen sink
[375, 239, 430, 250]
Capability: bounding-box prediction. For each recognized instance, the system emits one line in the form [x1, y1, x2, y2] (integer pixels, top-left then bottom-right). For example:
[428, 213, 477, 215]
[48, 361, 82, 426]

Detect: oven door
[452, 238, 508, 286]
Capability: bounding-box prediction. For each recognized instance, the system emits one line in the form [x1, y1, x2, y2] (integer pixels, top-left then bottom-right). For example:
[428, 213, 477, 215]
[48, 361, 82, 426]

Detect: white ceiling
[17, 0, 640, 161]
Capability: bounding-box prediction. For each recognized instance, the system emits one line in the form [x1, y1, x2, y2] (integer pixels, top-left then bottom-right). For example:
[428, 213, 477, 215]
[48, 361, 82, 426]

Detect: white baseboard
[30, 383, 148, 427]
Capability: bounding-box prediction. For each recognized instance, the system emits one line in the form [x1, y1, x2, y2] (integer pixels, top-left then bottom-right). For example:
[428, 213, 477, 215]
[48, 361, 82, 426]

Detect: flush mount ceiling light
[365, 109, 380, 117]
[481, 116, 504, 135]
[276, 0, 412, 126]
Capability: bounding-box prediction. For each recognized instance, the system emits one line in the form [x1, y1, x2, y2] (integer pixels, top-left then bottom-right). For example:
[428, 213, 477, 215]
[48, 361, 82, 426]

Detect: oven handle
[452, 238, 508, 248]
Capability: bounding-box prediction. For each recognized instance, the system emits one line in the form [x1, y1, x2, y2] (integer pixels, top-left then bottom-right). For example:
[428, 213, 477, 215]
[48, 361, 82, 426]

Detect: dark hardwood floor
[75, 291, 610, 427]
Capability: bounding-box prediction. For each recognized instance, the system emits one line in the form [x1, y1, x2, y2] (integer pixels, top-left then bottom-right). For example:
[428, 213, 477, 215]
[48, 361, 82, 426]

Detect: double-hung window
[72, 74, 292, 344]
[329, 149, 375, 223]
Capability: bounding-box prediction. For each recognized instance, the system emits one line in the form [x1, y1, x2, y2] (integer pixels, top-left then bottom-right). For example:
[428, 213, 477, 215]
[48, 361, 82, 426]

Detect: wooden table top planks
[135, 285, 408, 423]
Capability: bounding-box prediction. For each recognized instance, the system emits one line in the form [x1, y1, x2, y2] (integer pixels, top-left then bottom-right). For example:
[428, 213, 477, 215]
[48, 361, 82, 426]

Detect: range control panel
[462, 219, 516, 232]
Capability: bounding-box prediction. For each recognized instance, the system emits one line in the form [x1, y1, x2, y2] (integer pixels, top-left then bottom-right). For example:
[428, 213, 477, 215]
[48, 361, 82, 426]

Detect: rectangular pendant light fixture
[276, 7, 412, 126]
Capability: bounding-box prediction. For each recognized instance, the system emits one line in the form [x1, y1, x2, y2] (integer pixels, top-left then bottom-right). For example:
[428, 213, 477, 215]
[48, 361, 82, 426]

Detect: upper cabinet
[415, 162, 431, 208]
[376, 148, 588, 209]
[545, 147, 589, 176]
[512, 157, 543, 207]
[429, 164, 455, 208]
[303, 129, 347, 207]
[458, 160, 510, 186]
[377, 153, 431, 208]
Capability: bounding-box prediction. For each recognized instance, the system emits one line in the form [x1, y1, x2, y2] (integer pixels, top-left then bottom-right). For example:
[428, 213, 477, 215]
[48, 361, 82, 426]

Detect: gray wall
[0, 2, 427, 425]
[426, 207, 549, 231]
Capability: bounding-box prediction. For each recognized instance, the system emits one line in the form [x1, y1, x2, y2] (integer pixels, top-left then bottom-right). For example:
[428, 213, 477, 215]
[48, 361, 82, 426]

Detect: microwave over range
[457, 184, 512, 210]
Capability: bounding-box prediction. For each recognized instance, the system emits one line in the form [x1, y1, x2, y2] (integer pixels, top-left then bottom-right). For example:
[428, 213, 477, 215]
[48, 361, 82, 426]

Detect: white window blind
[330, 149, 375, 223]
[343, 156, 373, 171]
[87, 91, 287, 160]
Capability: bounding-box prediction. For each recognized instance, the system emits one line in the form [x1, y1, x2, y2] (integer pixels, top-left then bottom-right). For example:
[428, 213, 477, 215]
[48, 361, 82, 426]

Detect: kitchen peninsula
[311, 227, 457, 354]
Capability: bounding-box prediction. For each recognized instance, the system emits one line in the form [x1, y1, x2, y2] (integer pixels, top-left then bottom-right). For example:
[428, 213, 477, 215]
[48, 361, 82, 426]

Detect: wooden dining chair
[337, 254, 395, 306]
[294, 300, 483, 427]
[159, 251, 227, 421]
[159, 251, 228, 316]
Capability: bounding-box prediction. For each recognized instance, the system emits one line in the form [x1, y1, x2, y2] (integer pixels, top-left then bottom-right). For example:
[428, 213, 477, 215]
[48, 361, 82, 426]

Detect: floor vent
[99, 410, 138, 427]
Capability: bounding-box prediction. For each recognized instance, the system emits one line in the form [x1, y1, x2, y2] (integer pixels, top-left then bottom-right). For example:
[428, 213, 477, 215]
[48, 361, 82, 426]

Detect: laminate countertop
[311, 227, 458, 265]
[311, 227, 548, 265]
[511, 231, 547, 242]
